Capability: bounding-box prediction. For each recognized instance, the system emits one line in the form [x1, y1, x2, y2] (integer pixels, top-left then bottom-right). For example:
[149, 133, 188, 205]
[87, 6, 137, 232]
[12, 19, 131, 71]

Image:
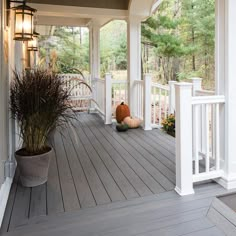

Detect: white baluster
[168, 81, 176, 114]
[164, 89, 167, 119]
[205, 104, 210, 173]
[215, 104, 220, 171]
[143, 74, 152, 130]
[105, 74, 112, 124]
[193, 104, 200, 175]
[158, 88, 162, 126]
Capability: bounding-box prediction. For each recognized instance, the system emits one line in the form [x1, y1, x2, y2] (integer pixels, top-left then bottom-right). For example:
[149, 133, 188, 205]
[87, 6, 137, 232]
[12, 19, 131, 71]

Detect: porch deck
[1, 113, 176, 233]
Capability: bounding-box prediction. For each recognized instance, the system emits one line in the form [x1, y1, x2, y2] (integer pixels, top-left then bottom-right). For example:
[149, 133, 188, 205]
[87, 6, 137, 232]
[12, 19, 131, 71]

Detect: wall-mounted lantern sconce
[28, 31, 39, 51]
[10, 1, 37, 41]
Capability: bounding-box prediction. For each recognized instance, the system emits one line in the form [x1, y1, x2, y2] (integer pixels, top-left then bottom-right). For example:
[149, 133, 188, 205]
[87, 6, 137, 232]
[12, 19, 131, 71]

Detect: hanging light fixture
[11, 1, 37, 41]
[28, 31, 39, 51]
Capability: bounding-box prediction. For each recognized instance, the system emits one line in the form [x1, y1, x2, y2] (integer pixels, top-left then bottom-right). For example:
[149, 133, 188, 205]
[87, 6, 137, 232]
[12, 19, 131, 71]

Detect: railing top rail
[96, 78, 105, 83]
[151, 82, 169, 91]
[58, 73, 84, 76]
[195, 90, 215, 96]
[111, 80, 128, 84]
[192, 95, 225, 105]
[133, 80, 144, 85]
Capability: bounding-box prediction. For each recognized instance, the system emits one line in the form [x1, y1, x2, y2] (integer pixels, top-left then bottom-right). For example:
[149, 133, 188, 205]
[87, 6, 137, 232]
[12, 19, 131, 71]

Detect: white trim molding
[217, 175, 236, 190]
[0, 177, 13, 227]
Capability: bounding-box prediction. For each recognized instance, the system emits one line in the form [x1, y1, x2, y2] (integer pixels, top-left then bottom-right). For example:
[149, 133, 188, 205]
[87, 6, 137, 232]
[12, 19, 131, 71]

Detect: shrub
[162, 114, 175, 137]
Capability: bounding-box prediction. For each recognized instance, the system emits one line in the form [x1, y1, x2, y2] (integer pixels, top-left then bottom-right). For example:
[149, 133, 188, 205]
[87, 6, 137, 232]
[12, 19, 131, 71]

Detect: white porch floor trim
[217, 174, 236, 190]
[0, 177, 13, 227]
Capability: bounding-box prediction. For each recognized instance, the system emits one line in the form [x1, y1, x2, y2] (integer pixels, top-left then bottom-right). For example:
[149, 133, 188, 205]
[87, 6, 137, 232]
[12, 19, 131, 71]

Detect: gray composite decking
[0, 113, 176, 234]
[0, 113, 235, 236]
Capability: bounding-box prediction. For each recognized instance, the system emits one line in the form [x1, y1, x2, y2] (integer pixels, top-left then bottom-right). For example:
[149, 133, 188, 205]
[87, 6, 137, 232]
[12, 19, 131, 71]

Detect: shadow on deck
[0, 113, 176, 233]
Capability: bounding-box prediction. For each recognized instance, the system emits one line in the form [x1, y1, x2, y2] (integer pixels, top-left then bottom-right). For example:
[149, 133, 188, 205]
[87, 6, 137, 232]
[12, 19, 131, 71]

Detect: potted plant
[161, 114, 175, 137]
[10, 69, 72, 187]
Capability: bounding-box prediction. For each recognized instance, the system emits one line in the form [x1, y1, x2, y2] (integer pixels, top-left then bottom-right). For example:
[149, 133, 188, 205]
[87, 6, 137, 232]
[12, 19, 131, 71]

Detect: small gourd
[123, 116, 141, 129]
[116, 102, 130, 123]
[116, 123, 129, 132]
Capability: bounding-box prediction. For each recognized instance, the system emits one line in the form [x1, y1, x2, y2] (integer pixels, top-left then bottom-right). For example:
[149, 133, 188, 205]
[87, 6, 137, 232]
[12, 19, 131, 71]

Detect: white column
[168, 81, 176, 114]
[175, 83, 194, 196]
[190, 78, 202, 96]
[143, 74, 152, 130]
[127, 16, 142, 116]
[105, 73, 112, 125]
[89, 23, 100, 79]
[216, 0, 236, 189]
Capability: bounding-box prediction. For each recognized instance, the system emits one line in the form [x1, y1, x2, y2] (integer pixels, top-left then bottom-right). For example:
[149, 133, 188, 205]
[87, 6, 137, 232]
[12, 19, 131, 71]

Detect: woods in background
[38, 0, 215, 89]
[142, 0, 215, 89]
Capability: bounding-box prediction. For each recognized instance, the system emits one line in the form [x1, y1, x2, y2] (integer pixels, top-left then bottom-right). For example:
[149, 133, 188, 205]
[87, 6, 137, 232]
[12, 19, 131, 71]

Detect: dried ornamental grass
[10, 69, 73, 155]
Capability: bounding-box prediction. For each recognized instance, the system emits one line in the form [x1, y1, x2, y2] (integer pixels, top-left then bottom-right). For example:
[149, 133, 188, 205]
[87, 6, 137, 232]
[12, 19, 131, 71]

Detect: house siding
[0, 0, 9, 186]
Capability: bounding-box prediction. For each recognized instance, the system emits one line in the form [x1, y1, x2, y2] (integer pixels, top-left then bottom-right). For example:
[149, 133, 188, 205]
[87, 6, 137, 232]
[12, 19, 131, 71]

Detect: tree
[39, 27, 89, 73]
[142, 0, 215, 89]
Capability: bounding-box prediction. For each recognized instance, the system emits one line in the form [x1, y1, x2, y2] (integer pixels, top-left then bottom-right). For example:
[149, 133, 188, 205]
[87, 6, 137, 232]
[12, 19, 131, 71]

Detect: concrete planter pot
[15, 147, 53, 187]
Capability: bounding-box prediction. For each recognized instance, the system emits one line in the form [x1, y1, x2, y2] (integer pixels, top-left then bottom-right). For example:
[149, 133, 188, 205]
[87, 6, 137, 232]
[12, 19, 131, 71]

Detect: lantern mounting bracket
[7, 0, 26, 10]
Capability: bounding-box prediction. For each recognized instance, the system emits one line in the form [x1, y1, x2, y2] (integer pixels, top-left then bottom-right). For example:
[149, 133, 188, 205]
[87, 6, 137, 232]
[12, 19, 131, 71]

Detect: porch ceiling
[27, 0, 161, 28]
[28, 1, 129, 28]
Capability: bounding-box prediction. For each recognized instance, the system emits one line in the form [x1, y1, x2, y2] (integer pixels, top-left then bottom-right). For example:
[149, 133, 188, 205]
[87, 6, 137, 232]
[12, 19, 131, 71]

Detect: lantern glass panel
[28, 35, 38, 51]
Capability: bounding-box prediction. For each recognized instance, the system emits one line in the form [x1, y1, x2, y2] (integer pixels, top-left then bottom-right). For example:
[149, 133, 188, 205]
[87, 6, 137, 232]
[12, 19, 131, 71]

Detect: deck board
[8, 185, 31, 230]
[73, 118, 124, 202]
[46, 144, 64, 215]
[53, 132, 80, 212]
[1, 113, 180, 233]
[68, 123, 111, 205]
[29, 185, 47, 218]
[1, 183, 230, 236]
[112, 130, 175, 185]
[82, 117, 146, 198]
[61, 129, 96, 208]
[78, 115, 139, 200]
[87, 116, 158, 195]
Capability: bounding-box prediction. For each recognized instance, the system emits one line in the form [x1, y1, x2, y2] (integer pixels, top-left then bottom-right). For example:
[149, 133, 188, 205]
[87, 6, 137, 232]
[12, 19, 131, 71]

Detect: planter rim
[15, 146, 53, 158]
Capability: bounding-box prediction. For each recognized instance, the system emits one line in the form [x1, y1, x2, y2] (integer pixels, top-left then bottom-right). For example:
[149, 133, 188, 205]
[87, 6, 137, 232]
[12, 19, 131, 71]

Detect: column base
[4, 160, 16, 179]
[217, 175, 236, 190]
[175, 186, 195, 196]
[142, 125, 152, 131]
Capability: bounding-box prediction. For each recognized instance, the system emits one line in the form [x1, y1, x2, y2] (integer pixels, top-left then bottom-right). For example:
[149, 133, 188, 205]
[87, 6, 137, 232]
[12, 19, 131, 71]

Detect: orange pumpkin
[116, 102, 130, 123]
[123, 117, 141, 129]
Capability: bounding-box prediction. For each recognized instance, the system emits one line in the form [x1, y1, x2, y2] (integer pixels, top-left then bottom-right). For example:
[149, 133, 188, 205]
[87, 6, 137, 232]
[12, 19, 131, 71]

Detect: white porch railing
[175, 82, 225, 196]
[92, 74, 128, 124]
[112, 80, 129, 118]
[133, 80, 144, 120]
[192, 96, 225, 183]
[151, 83, 170, 127]
[59, 74, 93, 111]
[92, 74, 175, 130]
[93, 78, 106, 117]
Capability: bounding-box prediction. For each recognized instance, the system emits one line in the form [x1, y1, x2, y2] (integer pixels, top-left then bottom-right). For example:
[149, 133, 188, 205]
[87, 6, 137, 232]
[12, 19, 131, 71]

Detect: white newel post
[175, 83, 194, 196]
[105, 74, 112, 125]
[127, 16, 142, 116]
[143, 74, 152, 131]
[216, 0, 236, 189]
[190, 78, 202, 95]
[168, 81, 176, 114]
